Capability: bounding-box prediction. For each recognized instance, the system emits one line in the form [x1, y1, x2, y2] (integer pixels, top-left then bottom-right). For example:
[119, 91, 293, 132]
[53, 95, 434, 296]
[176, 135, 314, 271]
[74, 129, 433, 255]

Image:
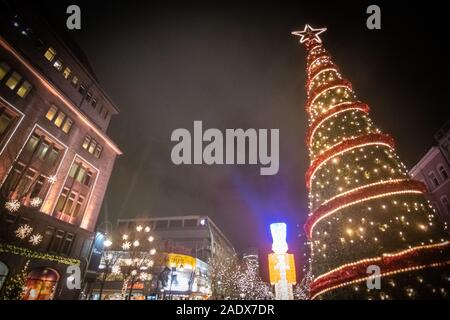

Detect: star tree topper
[292, 24, 327, 44]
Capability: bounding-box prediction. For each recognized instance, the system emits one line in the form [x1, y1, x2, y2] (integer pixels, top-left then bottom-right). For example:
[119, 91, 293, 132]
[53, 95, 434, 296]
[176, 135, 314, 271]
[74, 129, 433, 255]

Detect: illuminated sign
[167, 253, 196, 270]
[268, 253, 296, 285]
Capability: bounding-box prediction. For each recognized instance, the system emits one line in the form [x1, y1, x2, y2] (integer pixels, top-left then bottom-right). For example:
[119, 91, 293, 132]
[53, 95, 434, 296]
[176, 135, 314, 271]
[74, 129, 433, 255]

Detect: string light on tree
[292, 24, 450, 299]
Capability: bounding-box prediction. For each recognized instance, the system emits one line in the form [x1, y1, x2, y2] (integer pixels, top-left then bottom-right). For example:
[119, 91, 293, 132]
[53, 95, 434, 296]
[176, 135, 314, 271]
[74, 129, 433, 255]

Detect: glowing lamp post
[269, 223, 296, 300]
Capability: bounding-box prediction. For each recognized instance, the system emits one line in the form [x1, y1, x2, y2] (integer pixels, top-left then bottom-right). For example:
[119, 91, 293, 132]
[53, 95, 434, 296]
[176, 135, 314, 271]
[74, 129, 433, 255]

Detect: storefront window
[0, 261, 8, 290]
[22, 267, 59, 300]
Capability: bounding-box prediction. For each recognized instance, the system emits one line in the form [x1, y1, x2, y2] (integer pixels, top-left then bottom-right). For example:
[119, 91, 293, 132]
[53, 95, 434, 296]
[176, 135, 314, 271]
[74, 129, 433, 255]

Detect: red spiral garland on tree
[305, 133, 396, 189]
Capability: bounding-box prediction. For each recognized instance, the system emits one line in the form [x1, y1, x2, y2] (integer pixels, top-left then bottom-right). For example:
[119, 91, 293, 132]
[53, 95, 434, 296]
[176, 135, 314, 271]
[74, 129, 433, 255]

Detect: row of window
[25, 133, 62, 167]
[45, 105, 73, 134]
[119, 218, 205, 231]
[0, 61, 33, 98]
[428, 165, 449, 189]
[43, 47, 109, 120]
[1, 211, 75, 257]
[1, 125, 95, 227]
[82, 135, 103, 158]
[45, 105, 103, 159]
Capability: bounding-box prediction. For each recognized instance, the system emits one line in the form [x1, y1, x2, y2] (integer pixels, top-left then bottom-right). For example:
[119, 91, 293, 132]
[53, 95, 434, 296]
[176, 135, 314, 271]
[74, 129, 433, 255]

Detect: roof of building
[409, 146, 441, 176]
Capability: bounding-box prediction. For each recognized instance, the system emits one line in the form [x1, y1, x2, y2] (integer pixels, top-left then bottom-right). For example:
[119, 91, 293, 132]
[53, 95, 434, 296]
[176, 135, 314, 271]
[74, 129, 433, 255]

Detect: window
[71, 75, 79, 87]
[439, 165, 449, 180]
[94, 145, 102, 158]
[50, 229, 65, 253]
[61, 233, 75, 255]
[78, 84, 86, 96]
[428, 172, 440, 188]
[44, 47, 57, 62]
[155, 220, 169, 229]
[30, 175, 45, 199]
[68, 162, 93, 186]
[91, 98, 97, 108]
[55, 187, 68, 212]
[46, 148, 60, 166]
[82, 135, 103, 158]
[53, 59, 63, 71]
[88, 139, 96, 154]
[0, 62, 11, 81]
[5, 72, 22, 90]
[46, 105, 58, 121]
[36, 141, 50, 160]
[45, 105, 73, 134]
[441, 196, 450, 214]
[1, 132, 62, 206]
[55, 186, 88, 224]
[25, 134, 40, 153]
[16, 81, 32, 98]
[169, 220, 182, 228]
[61, 118, 72, 134]
[21, 27, 33, 38]
[62, 67, 71, 79]
[68, 164, 78, 178]
[183, 219, 197, 227]
[0, 110, 15, 140]
[75, 166, 86, 183]
[53, 111, 66, 128]
[103, 109, 109, 120]
[82, 136, 91, 149]
[85, 92, 92, 102]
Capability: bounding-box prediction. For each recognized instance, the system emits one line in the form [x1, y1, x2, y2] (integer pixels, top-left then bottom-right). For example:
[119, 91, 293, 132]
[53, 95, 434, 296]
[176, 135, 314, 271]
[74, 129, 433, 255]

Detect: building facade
[0, 3, 121, 300]
[117, 215, 236, 263]
[410, 120, 450, 226]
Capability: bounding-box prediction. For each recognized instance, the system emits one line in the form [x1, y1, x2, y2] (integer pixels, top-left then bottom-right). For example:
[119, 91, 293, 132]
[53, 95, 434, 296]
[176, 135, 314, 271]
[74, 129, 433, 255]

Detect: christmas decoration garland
[305, 133, 396, 189]
[307, 78, 353, 112]
[305, 179, 427, 238]
[309, 241, 450, 299]
[307, 63, 340, 88]
[306, 101, 370, 147]
[307, 52, 330, 66]
[0, 244, 80, 266]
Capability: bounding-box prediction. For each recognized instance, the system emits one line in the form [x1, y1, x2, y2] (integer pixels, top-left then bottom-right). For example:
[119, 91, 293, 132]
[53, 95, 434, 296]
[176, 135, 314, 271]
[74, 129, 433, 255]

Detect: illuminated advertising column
[269, 223, 296, 300]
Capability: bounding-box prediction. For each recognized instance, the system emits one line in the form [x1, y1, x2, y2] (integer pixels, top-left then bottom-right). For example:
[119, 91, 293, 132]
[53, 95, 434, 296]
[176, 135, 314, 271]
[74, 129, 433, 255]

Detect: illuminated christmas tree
[293, 25, 450, 299]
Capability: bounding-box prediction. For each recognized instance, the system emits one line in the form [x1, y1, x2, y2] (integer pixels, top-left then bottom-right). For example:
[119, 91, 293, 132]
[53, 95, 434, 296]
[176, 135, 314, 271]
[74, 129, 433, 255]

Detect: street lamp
[104, 238, 112, 248]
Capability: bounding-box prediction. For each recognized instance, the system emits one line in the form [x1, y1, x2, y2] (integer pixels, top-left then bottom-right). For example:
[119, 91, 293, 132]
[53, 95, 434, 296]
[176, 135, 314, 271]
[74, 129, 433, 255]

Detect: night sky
[32, 1, 449, 254]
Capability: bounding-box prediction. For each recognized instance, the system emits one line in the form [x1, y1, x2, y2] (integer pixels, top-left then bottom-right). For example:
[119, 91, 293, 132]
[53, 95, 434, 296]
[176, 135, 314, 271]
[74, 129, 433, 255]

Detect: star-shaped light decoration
[15, 224, 33, 239]
[5, 199, 21, 212]
[122, 241, 131, 250]
[292, 24, 327, 44]
[47, 175, 57, 184]
[29, 233, 43, 246]
[30, 197, 43, 208]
